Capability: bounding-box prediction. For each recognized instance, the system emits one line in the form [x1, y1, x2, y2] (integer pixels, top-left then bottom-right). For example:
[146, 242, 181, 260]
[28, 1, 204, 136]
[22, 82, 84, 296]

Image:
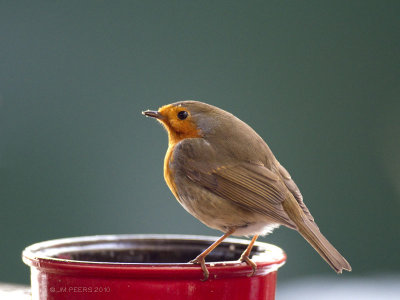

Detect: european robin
[143, 100, 351, 280]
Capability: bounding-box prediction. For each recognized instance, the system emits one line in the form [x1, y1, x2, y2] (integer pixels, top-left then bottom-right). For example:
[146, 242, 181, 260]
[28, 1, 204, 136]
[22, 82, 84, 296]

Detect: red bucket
[22, 234, 286, 300]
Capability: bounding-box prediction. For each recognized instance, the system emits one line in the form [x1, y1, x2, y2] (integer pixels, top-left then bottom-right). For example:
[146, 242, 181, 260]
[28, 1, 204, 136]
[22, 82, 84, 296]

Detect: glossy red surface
[22, 234, 286, 300]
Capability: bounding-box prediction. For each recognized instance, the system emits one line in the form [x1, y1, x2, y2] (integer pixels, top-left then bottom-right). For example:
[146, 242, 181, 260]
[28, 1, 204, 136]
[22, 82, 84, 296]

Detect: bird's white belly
[232, 222, 280, 237]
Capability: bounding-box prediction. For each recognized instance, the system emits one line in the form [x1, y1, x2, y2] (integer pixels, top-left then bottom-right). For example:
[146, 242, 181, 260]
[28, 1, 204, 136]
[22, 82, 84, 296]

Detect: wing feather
[172, 139, 295, 227]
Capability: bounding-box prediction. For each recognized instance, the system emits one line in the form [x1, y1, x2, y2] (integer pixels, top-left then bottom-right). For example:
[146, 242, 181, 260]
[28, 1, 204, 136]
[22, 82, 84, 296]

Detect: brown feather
[278, 162, 315, 223]
[282, 194, 352, 273]
[172, 139, 295, 228]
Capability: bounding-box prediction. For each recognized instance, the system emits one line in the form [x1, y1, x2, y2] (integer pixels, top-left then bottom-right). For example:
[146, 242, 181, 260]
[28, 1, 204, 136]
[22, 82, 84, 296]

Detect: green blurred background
[1, 0, 399, 286]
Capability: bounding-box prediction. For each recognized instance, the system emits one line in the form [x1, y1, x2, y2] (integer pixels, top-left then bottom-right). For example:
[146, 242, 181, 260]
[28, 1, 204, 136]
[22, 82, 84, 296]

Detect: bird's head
[142, 100, 222, 146]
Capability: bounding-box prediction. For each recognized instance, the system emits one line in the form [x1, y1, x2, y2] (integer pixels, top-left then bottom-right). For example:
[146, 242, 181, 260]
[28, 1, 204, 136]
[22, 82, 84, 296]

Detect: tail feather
[283, 196, 352, 273]
[298, 217, 352, 273]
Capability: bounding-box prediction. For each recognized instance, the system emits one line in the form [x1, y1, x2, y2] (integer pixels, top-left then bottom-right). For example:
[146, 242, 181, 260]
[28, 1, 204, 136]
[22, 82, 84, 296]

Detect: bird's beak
[142, 110, 164, 120]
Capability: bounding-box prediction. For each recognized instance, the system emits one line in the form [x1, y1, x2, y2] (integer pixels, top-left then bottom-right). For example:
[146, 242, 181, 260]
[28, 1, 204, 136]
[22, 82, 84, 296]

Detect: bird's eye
[177, 110, 188, 120]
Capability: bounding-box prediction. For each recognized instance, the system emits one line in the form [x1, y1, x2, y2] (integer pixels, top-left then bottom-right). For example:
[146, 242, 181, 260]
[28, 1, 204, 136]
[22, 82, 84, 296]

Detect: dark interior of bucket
[49, 238, 260, 263]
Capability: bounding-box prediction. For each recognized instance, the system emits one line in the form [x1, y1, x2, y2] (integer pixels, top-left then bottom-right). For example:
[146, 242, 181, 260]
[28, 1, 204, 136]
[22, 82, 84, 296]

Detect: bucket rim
[22, 234, 286, 279]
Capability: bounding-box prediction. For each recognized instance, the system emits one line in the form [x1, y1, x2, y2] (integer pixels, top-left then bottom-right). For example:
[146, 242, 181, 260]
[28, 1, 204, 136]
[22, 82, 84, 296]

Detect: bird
[142, 100, 351, 280]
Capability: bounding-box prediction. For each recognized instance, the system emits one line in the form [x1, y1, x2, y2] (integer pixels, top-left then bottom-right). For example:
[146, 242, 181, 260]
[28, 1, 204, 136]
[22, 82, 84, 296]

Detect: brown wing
[277, 162, 315, 223]
[172, 139, 295, 228]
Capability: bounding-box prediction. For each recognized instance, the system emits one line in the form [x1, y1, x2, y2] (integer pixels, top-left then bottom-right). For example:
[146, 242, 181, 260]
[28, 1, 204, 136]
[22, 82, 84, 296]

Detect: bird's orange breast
[164, 144, 179, 199]
[158, 104, 203, 200]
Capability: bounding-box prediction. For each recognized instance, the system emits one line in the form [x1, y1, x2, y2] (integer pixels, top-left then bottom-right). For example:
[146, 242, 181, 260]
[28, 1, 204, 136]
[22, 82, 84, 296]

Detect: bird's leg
[190, 228, 235, 281]
[239, 235, 259, 276]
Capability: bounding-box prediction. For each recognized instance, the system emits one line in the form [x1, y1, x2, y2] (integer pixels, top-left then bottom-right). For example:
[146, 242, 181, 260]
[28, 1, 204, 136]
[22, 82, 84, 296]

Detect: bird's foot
[189, 256, 209, 281]
[240, 254, 257, 277]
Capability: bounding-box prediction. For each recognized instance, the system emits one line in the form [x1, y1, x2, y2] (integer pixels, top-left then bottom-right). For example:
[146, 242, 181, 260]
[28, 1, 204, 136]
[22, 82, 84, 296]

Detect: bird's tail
[283, 197, 352, 273]
[297, 216, 352, 273]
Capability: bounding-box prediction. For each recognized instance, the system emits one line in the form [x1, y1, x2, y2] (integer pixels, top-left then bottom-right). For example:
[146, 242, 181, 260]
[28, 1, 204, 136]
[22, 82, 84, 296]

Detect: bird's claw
[240, 254, 257, 277]
[190, 256, 209, 281]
